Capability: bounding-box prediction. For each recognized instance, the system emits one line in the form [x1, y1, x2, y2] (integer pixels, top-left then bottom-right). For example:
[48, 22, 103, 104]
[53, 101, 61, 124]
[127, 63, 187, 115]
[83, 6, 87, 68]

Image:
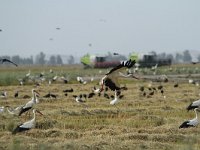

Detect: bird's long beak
[36, 110, 43, 116]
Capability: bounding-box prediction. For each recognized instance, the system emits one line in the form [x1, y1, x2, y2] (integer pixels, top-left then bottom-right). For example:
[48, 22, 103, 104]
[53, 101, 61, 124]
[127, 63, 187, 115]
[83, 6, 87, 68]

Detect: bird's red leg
[100, 84, 104, 92]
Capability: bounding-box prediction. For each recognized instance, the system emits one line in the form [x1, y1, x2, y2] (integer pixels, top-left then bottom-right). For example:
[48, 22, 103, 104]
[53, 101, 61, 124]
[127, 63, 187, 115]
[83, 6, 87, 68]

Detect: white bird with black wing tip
[6, 105, 23, 116]
[99, 59, 138, 103]
[179, 108, 200, 128]
[12, 109, 43, 134]
[187, 99, 200, 111]
[18, 89, 39, 116]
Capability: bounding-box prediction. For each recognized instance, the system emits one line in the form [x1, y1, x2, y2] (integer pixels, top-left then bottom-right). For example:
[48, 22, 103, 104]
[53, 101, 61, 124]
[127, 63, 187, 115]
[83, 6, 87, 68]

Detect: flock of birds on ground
[0, 58, 200, 134]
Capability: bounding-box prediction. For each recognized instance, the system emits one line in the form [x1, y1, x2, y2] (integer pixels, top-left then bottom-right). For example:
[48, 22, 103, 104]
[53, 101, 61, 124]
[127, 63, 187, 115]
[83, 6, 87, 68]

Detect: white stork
[99, 59, 137, 103]
[6, 105, 23, 116]
[12, 109, 43, 134]
[179, 108, 199, 128]
[18, 89, 39, 116]
[187, 99, 200, 111]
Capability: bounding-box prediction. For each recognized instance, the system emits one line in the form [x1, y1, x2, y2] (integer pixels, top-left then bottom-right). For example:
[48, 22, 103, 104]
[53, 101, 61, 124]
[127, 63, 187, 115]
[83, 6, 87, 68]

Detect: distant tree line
[0, 50, 199, 65]
[153, 50, 199, 63]
[0, 52, 75, 65]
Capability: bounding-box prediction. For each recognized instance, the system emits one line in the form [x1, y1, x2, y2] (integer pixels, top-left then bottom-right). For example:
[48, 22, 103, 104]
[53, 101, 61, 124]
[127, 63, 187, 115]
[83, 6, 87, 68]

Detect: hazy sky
[0, 0, 200, 57]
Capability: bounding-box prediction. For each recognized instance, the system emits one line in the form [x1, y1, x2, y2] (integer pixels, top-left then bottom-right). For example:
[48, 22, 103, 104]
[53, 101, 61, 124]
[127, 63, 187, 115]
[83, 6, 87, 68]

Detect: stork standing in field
[18, 89, 39, 116]
[187, 99, 200, 111]
[179, 108, 199, 128]
[12, 109, 43, 134]
[100, 59, 138, 104]
[6, 105, 23, 116]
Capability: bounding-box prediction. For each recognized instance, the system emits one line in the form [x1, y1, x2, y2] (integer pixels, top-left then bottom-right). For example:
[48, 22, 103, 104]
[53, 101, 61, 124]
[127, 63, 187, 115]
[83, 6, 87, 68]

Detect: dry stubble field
[0, 65, 200, 150]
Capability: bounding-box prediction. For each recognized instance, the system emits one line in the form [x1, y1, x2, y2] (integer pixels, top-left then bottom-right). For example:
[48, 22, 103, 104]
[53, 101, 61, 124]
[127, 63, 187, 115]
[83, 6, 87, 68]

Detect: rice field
[0, 64, 200, 150]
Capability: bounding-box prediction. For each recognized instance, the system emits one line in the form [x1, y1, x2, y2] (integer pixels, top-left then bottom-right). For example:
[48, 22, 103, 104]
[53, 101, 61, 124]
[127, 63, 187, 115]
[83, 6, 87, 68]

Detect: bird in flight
[0, 58, 18, 67]
[99, 59, 138, 103]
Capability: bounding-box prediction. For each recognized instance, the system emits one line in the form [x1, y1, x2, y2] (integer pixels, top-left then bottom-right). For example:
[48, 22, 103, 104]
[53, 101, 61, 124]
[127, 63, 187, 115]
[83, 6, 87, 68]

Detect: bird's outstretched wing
[0, 59, 18, 66]
[106, 59, 135, 75]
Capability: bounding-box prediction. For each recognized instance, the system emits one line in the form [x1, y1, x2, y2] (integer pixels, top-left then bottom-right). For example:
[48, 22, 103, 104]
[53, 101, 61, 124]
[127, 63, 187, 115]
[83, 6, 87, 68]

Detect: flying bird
[179, 108, 199, 128]
[100, 59, 136, 90]
[12, 109, 43, 134]
[113, 53, 119, 55]
[0, 58, 18, 66]
[99, 59, 137, 101]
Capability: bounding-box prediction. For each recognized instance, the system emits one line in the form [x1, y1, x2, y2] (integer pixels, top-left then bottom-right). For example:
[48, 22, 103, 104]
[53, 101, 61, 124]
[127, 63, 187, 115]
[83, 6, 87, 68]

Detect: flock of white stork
[0, 58, 200, 134]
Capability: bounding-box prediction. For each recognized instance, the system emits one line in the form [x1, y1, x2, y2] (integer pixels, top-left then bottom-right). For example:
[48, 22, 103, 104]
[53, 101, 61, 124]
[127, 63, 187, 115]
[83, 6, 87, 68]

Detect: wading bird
[18, 89, 39, 116]
[179, 108, 199, 128]
[100, 59, 137, 103]
[5, 105, 23, 116]
[12, 109, 43, 134]
[187, 99, 200, 111]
